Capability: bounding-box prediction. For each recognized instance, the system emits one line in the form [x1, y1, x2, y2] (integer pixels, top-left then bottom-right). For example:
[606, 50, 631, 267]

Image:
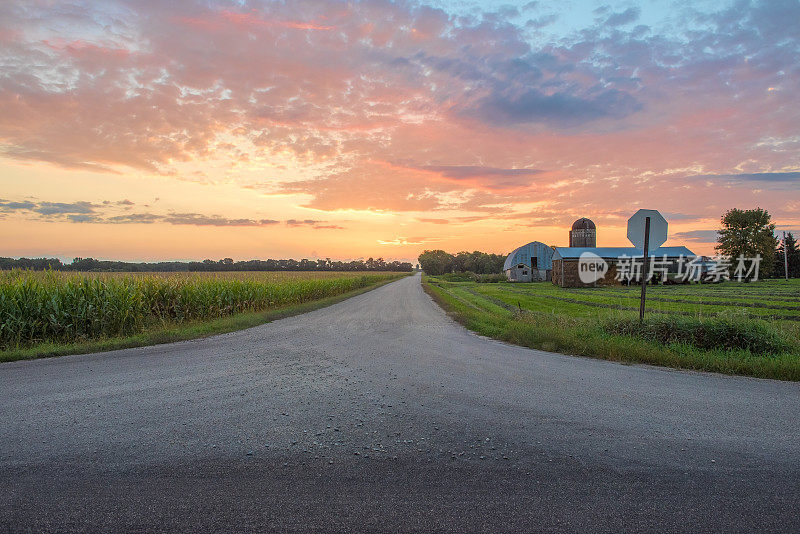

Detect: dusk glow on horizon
[1, 0, 798, 262]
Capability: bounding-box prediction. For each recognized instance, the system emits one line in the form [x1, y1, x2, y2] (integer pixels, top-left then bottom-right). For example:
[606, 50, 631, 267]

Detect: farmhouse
[503, 241, 554, 282]
[551, 246, 697, 288]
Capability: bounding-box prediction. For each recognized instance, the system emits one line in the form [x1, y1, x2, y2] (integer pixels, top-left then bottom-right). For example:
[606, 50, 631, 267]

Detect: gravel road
[1, 273, 799, 533]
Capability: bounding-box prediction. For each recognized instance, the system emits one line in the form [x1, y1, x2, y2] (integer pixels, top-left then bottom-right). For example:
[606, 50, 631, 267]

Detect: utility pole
[784, 231, 790, 280]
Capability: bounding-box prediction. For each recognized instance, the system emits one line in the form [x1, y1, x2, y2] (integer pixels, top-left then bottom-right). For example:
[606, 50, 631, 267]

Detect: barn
[551, 246, 697, 287]
[503, 241, 554, 282]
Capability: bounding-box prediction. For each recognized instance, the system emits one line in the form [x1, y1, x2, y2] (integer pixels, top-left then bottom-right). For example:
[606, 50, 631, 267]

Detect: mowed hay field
[424, 277, 800, 380]
[0, 270, 407, 359]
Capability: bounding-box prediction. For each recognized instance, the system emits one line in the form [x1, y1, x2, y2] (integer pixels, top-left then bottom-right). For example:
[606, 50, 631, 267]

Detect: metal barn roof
[503, 241, 555, 271]
[552, 246, 696, 260]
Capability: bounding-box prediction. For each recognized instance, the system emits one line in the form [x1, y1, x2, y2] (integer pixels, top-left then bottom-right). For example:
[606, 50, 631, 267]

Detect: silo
[569, 218, 597, 247]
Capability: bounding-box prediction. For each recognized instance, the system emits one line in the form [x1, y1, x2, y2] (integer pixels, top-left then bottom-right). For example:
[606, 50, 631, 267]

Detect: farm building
[503, 241, 554, 282]
[551, 246, 697, 288]
[569, 218, 596, 247]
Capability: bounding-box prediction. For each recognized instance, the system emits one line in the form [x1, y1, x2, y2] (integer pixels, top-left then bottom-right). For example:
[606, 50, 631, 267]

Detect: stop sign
[627, 209, 667, 251]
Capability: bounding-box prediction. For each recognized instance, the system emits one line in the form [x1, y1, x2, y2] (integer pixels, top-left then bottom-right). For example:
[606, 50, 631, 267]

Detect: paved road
[1, 273, 799, 533]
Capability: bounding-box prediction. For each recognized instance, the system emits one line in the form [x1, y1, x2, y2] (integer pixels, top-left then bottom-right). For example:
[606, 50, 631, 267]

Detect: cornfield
[0, 270, 404, 349]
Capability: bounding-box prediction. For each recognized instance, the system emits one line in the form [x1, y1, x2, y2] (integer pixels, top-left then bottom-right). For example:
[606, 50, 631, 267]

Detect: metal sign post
[627, 209, 668, 323]
[639, 217, 650, 322]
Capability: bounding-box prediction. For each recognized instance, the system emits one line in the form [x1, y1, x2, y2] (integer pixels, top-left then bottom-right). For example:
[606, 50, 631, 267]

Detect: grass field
[1, 270, 408, 361]
[424, 276, 800, 381]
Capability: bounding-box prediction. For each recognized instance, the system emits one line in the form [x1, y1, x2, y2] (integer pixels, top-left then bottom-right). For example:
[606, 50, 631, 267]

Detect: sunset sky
[1, 0, 798, 263]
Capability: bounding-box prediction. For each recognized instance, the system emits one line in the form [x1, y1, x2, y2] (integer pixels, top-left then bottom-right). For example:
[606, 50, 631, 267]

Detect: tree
[418, 250, 506, 275]
[418, 250, 455, 275]
[716, 208, 778, 279]
[775, 232, 799, 278]
[453, 251, 474, 273]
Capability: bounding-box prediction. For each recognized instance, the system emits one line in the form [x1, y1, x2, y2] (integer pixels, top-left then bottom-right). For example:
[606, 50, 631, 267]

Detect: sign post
[627, 209, 668, 322]
[639, 217, 650, 322]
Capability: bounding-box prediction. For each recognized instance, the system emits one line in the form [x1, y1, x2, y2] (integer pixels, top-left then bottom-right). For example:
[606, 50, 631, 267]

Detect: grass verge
[423, 276, 800, 381]
[1, 275, 406, 363]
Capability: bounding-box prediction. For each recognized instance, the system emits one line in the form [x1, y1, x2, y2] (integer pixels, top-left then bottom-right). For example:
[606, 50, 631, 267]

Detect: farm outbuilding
[503, 241, 554, 282]
[551, 246, 697, 287]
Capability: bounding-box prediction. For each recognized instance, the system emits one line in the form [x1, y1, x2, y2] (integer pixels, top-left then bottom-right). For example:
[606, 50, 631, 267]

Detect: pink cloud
[0, 0, 797, 239]
[178, 10, 334, 32]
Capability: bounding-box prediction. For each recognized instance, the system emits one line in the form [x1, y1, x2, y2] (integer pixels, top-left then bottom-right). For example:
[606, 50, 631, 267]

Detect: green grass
[423, 276, 800, 381]
[1, 270, 408, 362]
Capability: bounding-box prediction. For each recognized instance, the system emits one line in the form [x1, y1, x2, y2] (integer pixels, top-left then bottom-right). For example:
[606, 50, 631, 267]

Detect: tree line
[417, 250, 506, 276]
[0, 256, 414, 273]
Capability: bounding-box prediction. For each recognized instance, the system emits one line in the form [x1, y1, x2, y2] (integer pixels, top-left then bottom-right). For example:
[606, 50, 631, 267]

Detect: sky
[0, 0, 798, 263]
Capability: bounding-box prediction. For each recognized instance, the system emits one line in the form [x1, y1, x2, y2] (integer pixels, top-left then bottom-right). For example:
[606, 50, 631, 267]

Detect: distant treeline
[0, 257, 414, 272]
[418, 250, 505, 276]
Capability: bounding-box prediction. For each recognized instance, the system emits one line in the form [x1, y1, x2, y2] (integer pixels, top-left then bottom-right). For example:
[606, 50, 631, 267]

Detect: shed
[503, 241, 554, 282]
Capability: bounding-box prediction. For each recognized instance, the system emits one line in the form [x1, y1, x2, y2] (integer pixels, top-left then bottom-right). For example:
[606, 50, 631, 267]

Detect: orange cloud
[0, 0, 797, 260]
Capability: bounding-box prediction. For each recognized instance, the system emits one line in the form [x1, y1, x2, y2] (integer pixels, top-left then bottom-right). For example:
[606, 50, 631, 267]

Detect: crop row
[0, 270, 403, 348]
[492, 285, 800, 321]
[579, 284, 800, 299]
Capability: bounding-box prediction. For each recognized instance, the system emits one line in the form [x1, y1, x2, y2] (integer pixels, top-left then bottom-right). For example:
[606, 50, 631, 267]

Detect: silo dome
[571, 218, 596, 231]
